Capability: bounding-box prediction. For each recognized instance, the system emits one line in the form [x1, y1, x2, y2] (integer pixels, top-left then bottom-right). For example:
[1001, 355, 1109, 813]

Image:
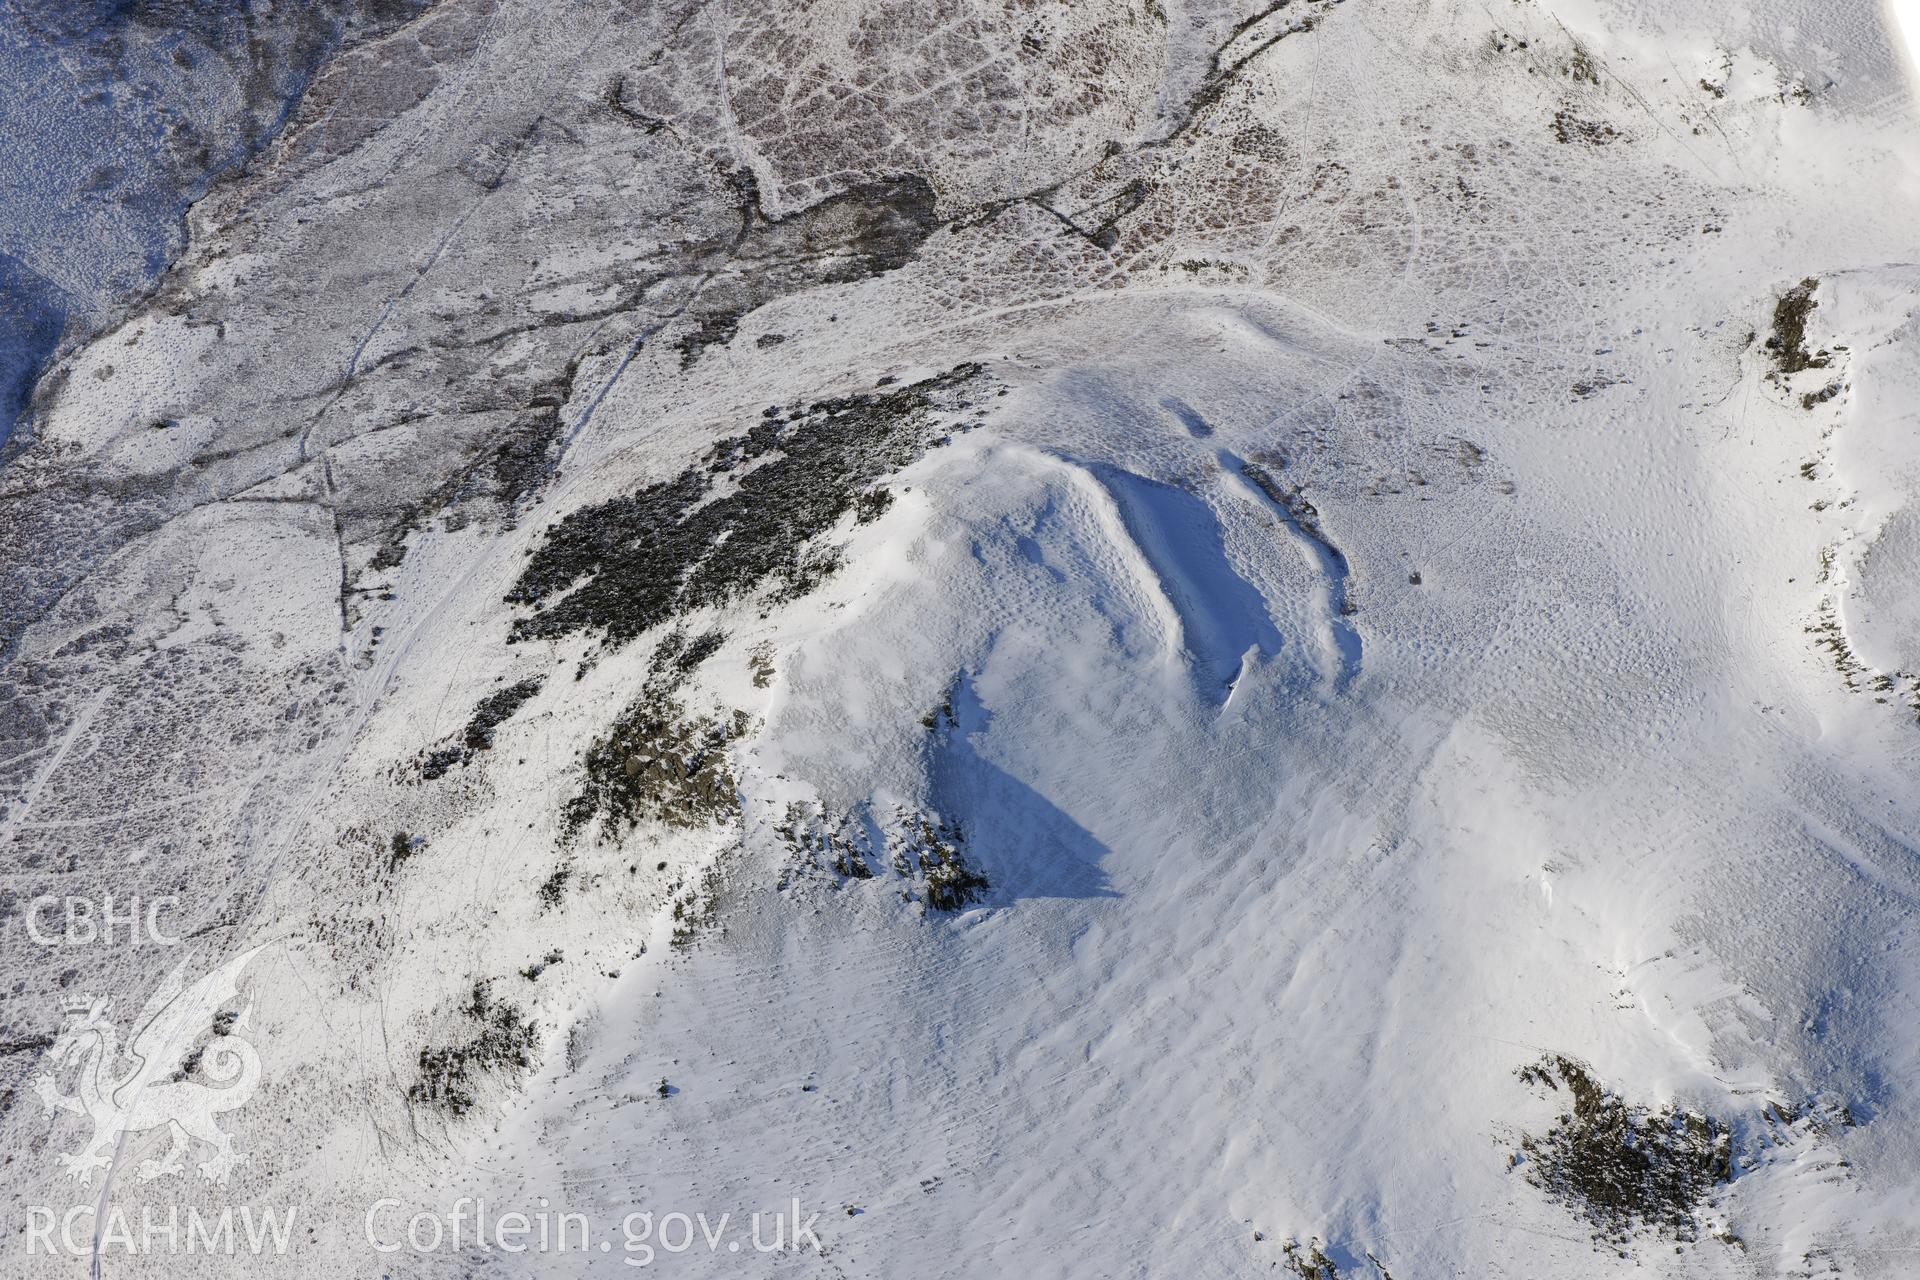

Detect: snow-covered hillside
[0, 0, 434, 449]
[4, 1, 1920, 1276]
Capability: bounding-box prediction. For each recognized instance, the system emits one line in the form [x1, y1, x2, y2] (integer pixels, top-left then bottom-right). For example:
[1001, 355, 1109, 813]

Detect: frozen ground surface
[0, 0, 428, 447]
[3, 1, 1920, 1276]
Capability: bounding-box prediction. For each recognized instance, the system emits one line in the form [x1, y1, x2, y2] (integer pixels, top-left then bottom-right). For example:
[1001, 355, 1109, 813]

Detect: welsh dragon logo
[34, 945, 265, 1186]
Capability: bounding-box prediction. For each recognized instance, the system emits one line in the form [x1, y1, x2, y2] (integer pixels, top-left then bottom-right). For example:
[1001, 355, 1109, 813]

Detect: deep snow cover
[3, 1, 1920, 1276]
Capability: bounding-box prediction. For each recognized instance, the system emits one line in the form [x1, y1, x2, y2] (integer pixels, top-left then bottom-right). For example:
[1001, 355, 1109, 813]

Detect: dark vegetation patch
[674, 174, 942, 367]
[562, 694, 749, 842]
[1800, 380, 1843, 410]
[661, 628, 727, 676]
[167, 1014, 243, 1085]
[1805, 600, 1870, 690]
[388, 830, 419, 870]
[1281, 1240, 1341, 1279]
[749, 644, 776, 688]
[1515, 1054, 1731, 1243]
[777, 804, 877, 882]
[478, 398, 568, 512]
[669, 861, 727, 949]
[505, 365, 984, 652]
[519, 949, 564, 981]
[920, 691, 957, 732]
[1552, 110, 1618, 145]
[171, 1009, 246, 1083]
[410, 981, 539, 1116]
[1566, 43, 1601, 85]
[367, 396, 565, 575]
[918, 817, 990, 911]
[674, 314, 749, 368]
[1764, 279, 1832, 378]
[0, 1034, 55, 1057]
[777, 803, 988, 912]
[1242, 461, 1345, 565]
[464, 676, 545, 750]
[536, 861, 572, 910]
[1240, 458, 1357, 615]
[417, 675, 545, 781]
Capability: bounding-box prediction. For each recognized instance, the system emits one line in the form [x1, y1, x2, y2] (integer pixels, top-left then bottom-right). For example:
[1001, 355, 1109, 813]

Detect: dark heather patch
[563, 695, 750, 842]
[776, 805, 988, 911]
[416, 743, 466, 783]
[1281, 1241, 1341, 1280]
[416, 675, 545, 781]
[1552, 110, 1619, 145]
[409, 981, 539, 1116]
[1800, 380, 1842, 409]
[1516, 1054, 1732, 1243]
[670, 630, 726, 674]
[505, 364, 982, 651]
[1765, 278, 1831, 377]
[536, 862, 572, 910]
[478, 399, 566, 513]
[674, 174, 941, 367]
[916, 816, 990, 911]
[1240, 461, 1348, 570]
[369, 398, 565, 574]
[463, 677, 545, 750]
[777, 804, 877, 881]
[0, 254, 67, 453]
